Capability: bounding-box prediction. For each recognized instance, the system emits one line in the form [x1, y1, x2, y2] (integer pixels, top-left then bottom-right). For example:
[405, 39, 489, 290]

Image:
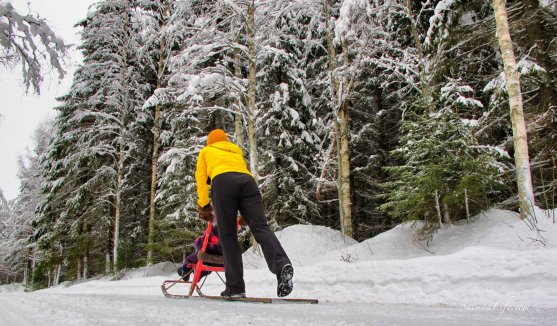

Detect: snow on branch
[0, 3, 68, 94]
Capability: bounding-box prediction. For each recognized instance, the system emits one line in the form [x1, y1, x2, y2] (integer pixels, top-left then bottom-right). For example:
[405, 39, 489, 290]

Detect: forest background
[1, 0, 556, 289]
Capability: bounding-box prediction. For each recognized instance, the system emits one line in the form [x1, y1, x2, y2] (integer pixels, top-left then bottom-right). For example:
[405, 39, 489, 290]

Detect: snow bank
[241, 208, 557, 308]
[118, 262, 179, 280]
[245, 209, 556, 266]
[243, 224, 358, 268]
[0, 283, 25, 293]
[39, 208, 557, 309]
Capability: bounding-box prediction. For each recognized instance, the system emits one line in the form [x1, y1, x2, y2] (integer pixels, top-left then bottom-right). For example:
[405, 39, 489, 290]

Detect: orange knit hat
[207, 129, 228, 145]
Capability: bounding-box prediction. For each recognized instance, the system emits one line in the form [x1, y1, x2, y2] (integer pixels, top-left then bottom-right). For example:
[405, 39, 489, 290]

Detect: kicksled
[161, 222, 318, 304]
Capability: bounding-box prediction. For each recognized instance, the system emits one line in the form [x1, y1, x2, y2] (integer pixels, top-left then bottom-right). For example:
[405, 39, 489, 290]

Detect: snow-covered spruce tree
[374, 1, 504, 239]
[144, 0, 232, 262]
[163, 1, 264, 219]
[329, 0, 404, 239]
[137, 0, 219, 266]
[135, 0, 174, 266]
[0, 188, 15, 283]
[81, 0, 152, 272]
[33, 102, 82, 288]
[257, 71, 319, 227]
[153, 106, 203, 262]
[420, 0, 556, 214]
[249, 1, 320, 227]
[381, 78, 505, 241]
[0, 2, 67, 94]
[287, 0, 339, 229]
[168, 0, 246, 140]
[313, 0, 424, 239]
[37, 0, 150, 280]
[5, 119, 55, 287]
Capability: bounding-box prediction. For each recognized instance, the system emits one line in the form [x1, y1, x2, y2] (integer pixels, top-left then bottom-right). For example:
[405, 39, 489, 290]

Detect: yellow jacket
[195, 141, 253, 207]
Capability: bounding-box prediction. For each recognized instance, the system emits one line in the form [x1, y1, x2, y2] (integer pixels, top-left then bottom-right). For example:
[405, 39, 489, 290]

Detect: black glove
[197, 204, 213, 221]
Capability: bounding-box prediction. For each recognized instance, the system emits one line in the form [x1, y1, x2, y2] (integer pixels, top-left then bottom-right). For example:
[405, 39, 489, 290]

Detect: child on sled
[177, 214, 245, 281]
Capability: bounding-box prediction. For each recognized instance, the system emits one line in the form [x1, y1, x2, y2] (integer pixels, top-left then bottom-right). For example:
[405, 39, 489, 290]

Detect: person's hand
[197, 204, 213, 221]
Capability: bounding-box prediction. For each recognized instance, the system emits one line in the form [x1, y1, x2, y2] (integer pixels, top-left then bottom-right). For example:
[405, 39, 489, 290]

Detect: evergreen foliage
[381, 79, 506, 240]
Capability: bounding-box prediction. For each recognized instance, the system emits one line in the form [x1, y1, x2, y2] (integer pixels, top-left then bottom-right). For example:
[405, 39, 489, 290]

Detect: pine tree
[138, 0, 173, 266]
[9, 119, 55, 286]
[381, 78, 505, 240]
[36, 0, 151, 280]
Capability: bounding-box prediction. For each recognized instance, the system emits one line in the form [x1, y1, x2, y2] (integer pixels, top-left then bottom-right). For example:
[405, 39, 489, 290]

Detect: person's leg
[211, 173, 245, 294]
[238, 175, 291, 275]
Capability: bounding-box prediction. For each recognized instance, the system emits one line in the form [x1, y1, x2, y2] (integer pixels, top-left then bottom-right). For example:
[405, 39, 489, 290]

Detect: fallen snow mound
[0, 283, 25, 293]
[240, 208, 557, 308]
[335, 208, 557, 262]
[245, 208, 557, 266]
[243, 224, 357, 268]
[118, 262, 179, 280]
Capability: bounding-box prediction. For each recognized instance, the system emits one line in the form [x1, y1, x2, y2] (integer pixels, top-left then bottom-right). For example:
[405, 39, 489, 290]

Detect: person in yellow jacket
[195, 129, 293, 299]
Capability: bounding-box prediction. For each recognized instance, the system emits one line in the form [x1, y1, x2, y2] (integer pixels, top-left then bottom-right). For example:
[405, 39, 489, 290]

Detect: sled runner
[161, 221, 318, 304]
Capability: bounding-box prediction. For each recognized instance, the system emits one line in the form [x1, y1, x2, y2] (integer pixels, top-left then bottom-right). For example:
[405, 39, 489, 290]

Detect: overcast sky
[0, 0, 94, 200]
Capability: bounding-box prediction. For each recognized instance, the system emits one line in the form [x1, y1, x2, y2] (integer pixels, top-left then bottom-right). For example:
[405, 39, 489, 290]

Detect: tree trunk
[54, 264, 61, 286]
[323, 0, 352, 238]
[521, 0, 557, 112]
[246, 0, 259, 180]
[492, 0, 536, 219]
[76, 256, 82, 281]
[54, 244, 63, 286]
[147, 0, 169, 266]
[338, 39, 353, 238]
[83, 248, 89, 280]
[23, 261, 28, 286]
[106, 228, 113, 273]
[106, 252, 111, 274]
[23, 250, 29, 286]
[442, 202, 451, 225]
[464, 188, 471, 223]
[31, 251, 36, 288]
[114, 142, 125, 269]
[435, 190, 443, 226]
[234, 44, 245, 146]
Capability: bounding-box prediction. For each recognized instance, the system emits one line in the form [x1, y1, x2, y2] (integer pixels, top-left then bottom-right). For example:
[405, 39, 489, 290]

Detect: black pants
[211, 172, 291, 293]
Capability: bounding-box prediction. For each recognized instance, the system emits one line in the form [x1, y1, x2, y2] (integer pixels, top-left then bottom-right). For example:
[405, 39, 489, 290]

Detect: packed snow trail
[0, 292, 554, 326]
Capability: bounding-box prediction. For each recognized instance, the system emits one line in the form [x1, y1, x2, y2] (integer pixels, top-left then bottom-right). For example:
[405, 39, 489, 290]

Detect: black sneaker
[277, 264, 294, 297]
[220, 289, 246, 299]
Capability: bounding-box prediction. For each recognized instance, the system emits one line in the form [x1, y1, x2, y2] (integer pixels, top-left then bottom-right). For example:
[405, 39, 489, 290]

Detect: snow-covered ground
[1, 208, 556, 325]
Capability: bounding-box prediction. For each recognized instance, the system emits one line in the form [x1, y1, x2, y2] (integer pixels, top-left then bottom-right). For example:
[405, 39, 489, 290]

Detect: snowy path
[2, 212, 556, 325]
[0, 292, 554, 326]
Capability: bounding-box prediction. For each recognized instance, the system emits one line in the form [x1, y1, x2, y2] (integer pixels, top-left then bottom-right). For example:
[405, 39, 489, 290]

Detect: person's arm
[195, 149, 211, 207]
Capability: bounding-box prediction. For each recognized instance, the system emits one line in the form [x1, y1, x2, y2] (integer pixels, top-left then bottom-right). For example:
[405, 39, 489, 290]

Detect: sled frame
[161, 221, 226, 299]
[161, 221, 318, 304]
